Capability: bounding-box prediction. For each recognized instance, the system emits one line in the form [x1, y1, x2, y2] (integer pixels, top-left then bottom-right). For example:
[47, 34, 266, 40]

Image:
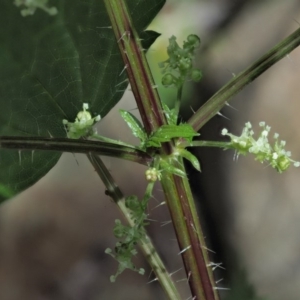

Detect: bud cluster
[62, 103, 101, 139]
[145, 167, 161, 182]
[222, 122, 300, 173]
[160, 34, 202, 88]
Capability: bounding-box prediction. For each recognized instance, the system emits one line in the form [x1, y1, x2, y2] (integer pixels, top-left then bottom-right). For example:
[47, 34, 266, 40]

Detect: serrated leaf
[146, 123, 199, 148]
[162, 103, 177, 125]
[0, 0, 165, 202]
[159, 160, 186, 177]
[119, 110, 147, 142]
[179, 149, 201, 171]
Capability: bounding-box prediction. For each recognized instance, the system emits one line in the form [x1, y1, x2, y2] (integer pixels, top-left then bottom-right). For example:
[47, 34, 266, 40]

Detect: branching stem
[188, 26, 300, 131]
[0, 136, 152, 165]
[104, 1, 220, 299]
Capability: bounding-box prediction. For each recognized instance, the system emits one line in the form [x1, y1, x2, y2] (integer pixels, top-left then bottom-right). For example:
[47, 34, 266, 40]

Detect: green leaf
[119, 110, 147, 142]
[162, 103, 177, 125]
[140, 30, 161, 51]
[146, 124, 199, 147]
[178, 149, 201, 171]
[0, 0, 165, 201]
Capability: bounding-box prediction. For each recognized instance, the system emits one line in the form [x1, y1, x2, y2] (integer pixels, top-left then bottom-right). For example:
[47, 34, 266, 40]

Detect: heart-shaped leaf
[0, 0, 165, 201]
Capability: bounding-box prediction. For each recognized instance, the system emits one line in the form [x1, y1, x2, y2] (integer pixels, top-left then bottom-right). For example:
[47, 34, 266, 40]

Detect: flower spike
[222, 122, 300, 173]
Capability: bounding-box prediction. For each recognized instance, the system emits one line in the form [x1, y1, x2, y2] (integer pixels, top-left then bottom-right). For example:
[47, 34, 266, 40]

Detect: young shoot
[120, 109, 201, 174]
[222, 122, 300, 173]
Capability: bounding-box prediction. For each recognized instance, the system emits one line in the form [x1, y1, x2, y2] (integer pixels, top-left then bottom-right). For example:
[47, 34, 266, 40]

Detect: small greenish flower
[221, 122, 255, 156]
[14, 0, 57, 17]
[62, 103, 101, 139]
[159, 34, 202, 88]
[222, 122, 299, 173]
[145, 167, 161, 182]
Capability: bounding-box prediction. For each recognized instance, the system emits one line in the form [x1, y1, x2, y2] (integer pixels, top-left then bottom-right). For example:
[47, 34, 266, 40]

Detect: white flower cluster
[63, 103, 101, 139]
[14, 0, 57, 17]
[222, 122, 300, 173]
[145, 168, 161, 182]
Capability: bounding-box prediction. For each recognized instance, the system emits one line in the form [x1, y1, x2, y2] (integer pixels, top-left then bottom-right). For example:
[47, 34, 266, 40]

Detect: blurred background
[1, 0, 300, 299]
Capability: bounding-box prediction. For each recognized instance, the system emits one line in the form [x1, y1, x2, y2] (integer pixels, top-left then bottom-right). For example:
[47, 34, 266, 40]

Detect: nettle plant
[1, 1, 300, 299]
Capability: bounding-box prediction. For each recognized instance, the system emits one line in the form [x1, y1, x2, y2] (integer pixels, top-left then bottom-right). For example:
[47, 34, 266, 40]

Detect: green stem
[87, 154, 181, 299]
[0, 136, 152, 165]
[91, 133, 136, 149]
[181, 140, 232, 149]
[174, 84, 183, 121]
[160, 161, 219, 300]
[188, 26, 300, 131]
[103, 0, 167, 136]
[104, 1, 220, 299]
